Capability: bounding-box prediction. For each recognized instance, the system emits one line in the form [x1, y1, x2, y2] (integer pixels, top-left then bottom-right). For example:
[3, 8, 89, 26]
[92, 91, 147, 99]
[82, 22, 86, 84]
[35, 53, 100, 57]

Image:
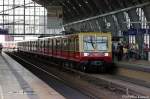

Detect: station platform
[0, 53, 65, 99]
[115, 60, 150, 72]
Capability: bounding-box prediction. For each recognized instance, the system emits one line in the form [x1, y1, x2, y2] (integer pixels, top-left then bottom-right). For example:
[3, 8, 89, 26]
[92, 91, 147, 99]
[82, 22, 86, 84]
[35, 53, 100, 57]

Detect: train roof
[18, 32, 111, 42]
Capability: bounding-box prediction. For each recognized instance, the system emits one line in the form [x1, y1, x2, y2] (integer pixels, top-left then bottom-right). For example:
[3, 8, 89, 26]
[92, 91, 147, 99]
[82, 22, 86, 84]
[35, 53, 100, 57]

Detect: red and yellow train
[18, 32, 112, 72]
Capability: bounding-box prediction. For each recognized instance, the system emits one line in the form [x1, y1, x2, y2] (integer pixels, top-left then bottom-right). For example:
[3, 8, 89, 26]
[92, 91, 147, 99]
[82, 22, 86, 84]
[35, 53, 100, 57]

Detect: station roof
[33, 0, 149, 23]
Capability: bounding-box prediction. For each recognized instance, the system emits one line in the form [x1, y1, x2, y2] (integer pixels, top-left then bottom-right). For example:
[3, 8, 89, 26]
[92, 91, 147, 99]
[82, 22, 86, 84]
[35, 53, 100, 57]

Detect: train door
[75, 35, 79, 58]
[40, 40, 42, 53]
[56, 39, 58, 56]
[62, 37, 67, 58]
[30, 41, 31, 52]
[47, 39, 50, 55]
[49, 38, 52, 55]
[46, 39, 49, 54]
[53, 38, 56, 56]
[43, 39, 47, 54]
[51, 38, 54, 56]
[37, 40, 39, 53]
[42, 40, 44, 53]
[60, 38, 62, 56]
[57, 38, 61, 56]
[69, 36, 76, 59]
[28, 41, 30, 51]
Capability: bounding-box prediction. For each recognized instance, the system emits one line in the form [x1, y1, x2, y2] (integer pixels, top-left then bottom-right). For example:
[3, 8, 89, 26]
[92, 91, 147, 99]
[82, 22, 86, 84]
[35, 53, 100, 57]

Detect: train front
[78, 32, 112, 72]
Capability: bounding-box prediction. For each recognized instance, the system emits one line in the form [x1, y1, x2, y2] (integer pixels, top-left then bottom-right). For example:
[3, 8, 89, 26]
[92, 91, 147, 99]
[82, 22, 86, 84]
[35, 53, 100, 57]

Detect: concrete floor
[0, 53, 65, 99]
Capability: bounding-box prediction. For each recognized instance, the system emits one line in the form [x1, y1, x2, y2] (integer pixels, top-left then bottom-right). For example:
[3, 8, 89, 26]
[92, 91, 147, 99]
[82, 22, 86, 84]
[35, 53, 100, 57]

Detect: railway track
[116, 66, 150, 87]
[6, 52, 150, 99]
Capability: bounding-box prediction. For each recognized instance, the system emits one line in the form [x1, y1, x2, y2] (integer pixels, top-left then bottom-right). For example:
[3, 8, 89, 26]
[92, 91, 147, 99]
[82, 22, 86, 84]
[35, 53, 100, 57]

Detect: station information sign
[123, 28, 150, 35]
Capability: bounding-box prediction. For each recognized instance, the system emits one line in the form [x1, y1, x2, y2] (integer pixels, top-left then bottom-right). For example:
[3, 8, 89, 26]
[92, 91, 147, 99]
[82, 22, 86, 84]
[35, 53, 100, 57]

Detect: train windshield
[84, 36, 96, 51]
[83, 36, 108, 51]
[96, 36, 108, 51]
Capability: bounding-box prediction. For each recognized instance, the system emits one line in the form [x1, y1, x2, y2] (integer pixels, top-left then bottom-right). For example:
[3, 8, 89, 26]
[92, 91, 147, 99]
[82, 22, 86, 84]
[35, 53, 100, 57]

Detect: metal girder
[66, 0, 82, 15]
[89, 0, 102, 13]
[97, 18, 107, 32]
[85, 0, 99, 15]
[97, 0, 109, 13]
[74, 0, 87, 16]
[115, 0, 124, 8]
[64, 19, 101, 32]
[77, 0, 92, 16]
[90, 20, 101, 32]
[127, 9, 141, 28]
[32, 0, 53, 6]
[109, 0, 122, 10]
[105, 15, 118, 36]
[143, 5, 150, 26]
[115, 12, 128, 31]
[64, 2, 150, 26]
[0, 2, 34, 14]
[32, 0, 150, 23]
[63, 0, 78, 17]
[58, 1, 73, 20]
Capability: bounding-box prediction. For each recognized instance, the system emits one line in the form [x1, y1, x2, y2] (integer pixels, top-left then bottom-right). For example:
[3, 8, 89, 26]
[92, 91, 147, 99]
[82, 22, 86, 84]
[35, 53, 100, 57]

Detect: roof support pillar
[143, 5, 150, 27]
[127, 9, 143, 54]
[127, 9, 141, 28]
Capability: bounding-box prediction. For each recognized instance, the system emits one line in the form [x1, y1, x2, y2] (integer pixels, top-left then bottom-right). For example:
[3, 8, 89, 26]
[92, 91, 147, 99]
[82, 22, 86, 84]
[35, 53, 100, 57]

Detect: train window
[83, 36, 96, 51]
[75, 38, 79, 51]
[44, 40, 45, 48]
[56, 39, 61, 50]
[46, 40, 48, 48]
[68, 38, 73, 51]
[46, 40, 49, 49]
[49, 39, 52, 49]
[62, 38, 65, 51]
[69, 39, 73, 51]
[70, 38, 75, 51]
[47, 40, 49, 48]
[97, 37, 108, 51]
[42, 41, 44, 48]
[63, 39, 68, 51]
[53, 39, 56, 50]
[39, 41, 41, 48]
[73, 38, 75, 51]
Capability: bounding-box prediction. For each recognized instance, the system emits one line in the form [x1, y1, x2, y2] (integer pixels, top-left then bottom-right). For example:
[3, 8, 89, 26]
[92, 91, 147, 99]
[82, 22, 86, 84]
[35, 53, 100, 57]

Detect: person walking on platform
[117, 43, 123, 61]
[123, 45, 128, 60]
[134, 43, 139, 59]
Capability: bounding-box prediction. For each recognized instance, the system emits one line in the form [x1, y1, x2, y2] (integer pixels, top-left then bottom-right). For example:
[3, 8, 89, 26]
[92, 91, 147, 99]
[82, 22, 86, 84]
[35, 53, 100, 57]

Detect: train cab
[77, 32, 112, 72]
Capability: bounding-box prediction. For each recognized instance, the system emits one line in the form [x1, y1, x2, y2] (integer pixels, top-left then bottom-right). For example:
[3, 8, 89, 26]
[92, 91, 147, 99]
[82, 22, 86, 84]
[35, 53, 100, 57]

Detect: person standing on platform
[117, 43, 123, 61]
[0, 43, 3, 54]
[123, 45, 128, 60]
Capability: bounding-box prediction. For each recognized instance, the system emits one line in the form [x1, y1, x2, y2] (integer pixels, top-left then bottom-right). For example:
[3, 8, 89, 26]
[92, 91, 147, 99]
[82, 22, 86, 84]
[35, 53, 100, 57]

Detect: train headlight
[84, 53, 89, 56]
[104, 53, 109, 56]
